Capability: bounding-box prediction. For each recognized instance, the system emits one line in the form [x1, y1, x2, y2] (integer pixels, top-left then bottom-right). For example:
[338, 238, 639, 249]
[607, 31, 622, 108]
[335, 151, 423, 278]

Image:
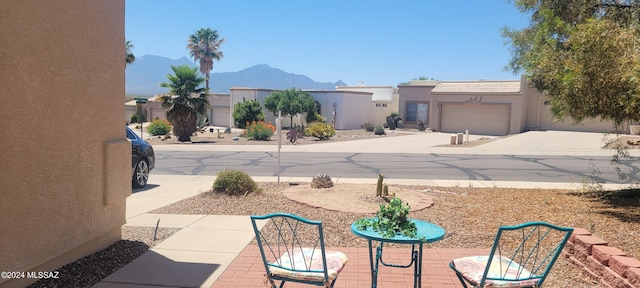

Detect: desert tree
[264, 88, 316, 127]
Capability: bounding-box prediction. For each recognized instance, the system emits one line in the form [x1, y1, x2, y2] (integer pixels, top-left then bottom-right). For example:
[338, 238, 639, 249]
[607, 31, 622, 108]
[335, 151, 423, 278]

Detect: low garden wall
[563, 227, 640, 287]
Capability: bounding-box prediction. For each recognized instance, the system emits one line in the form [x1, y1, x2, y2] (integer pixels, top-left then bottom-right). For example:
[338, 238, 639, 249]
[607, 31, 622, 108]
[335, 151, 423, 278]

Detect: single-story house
[229, 87, 375, 130]
[398, 78, 620, 136]
[126, 93, 232, 127]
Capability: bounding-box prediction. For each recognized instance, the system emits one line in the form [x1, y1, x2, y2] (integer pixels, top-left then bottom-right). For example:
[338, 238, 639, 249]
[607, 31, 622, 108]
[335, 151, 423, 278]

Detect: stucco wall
[397, 84, 437, 128]
[0, 1, 128, 287]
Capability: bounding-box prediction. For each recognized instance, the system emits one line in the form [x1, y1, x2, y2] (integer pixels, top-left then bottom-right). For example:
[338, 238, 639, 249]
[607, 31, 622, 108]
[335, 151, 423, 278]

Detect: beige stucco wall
[0, 1, 128, 287]
[431, 92, 524, 135]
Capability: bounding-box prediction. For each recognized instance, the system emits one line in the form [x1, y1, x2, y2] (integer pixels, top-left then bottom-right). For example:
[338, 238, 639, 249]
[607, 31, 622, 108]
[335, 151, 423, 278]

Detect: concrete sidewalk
[94, 130, 635, 287]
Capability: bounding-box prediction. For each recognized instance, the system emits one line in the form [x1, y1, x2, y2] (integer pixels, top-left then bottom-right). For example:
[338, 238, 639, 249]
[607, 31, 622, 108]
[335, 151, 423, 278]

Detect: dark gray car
[126, 126, 155, 188]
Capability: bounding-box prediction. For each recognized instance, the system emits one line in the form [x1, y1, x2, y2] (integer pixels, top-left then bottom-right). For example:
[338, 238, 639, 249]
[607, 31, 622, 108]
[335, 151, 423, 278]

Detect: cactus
[311, 174, 334, 188]
[383, 183, 389, 196]
[376, 174, 384, 196]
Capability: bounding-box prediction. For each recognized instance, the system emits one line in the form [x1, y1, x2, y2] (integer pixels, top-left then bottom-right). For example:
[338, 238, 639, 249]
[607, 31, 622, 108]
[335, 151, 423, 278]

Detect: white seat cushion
[268, 247, 348, 283]
[451, 255, 539, 287]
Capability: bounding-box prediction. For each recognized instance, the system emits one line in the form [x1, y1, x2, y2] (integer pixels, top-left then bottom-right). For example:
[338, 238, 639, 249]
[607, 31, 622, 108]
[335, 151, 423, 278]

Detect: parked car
[126, 126, 155, 188]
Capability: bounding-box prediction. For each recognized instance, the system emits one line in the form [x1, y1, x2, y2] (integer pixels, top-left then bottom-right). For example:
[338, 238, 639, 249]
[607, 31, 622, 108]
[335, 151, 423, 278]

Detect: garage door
[211, 107, 230, 127]
[440, 103, 510, 136]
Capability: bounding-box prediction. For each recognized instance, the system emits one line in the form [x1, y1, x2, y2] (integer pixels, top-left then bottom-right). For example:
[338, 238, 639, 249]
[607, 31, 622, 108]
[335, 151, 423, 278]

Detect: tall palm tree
[187, 28, 224, 89]
[158, 65, 210, 142]
[125, 40, 135, 66]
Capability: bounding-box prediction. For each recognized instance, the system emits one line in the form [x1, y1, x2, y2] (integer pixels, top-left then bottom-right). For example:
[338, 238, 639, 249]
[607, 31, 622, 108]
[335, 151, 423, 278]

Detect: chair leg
[449, 262, 469, 288]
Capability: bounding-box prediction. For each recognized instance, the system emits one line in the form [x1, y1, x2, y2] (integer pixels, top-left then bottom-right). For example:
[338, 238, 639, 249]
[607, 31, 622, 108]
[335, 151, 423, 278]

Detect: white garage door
[211, 107, 230, 127]
[440, 103, 510, 136]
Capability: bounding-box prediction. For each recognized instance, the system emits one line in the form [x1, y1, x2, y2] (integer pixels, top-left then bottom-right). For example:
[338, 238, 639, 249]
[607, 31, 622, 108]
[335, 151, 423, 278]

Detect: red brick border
[565, 227, 640, 287]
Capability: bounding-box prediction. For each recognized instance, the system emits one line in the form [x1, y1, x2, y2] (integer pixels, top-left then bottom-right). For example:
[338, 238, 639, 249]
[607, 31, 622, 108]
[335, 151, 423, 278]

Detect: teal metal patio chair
[250, 213, 348, 288]
[449, 222, 573, 287]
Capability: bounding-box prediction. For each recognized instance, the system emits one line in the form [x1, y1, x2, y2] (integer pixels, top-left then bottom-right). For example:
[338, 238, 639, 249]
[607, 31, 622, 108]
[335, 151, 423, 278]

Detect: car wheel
[132, 158, 149, 188]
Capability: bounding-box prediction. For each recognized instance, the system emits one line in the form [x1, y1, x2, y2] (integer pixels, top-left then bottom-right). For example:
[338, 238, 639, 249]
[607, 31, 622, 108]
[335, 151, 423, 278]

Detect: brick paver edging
[564, 227, 640, 287]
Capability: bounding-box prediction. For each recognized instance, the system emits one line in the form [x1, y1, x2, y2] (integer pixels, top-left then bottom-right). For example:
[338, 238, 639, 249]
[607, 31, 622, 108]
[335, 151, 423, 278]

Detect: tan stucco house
[228, 87, 375, 130]
[1, 1, 129, 287]
[126, 93, 231, 127]
[398, 78, 619, 135]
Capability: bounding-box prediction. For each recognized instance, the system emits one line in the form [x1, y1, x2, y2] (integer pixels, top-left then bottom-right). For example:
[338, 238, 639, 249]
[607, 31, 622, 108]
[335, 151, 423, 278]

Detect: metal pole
[276, 111, 282, 185]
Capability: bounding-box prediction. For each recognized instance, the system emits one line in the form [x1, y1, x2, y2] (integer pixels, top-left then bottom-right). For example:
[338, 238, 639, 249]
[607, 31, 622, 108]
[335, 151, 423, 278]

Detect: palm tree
[187, 28, 224, 89]
[158, 65, 210, 142]
[125, 40, 135, 66]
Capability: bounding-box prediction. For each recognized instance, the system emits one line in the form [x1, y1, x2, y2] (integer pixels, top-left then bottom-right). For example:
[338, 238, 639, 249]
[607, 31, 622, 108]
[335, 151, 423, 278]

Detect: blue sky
[126, 1, 530, 86]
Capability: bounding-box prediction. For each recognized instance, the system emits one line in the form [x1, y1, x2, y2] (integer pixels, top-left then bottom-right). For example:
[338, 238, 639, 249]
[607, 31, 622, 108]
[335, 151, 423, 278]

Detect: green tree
[158, 65, 210, 142]
[502, 1, 640, 128]
[125, 40, 135, 66]
[187, 28, 225, 89]
[233, 99, 265, 128]
[264, 88, 316, 127]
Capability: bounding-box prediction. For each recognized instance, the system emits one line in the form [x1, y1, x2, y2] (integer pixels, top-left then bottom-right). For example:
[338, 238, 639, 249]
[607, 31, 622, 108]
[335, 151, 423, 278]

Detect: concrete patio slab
[124, 213, 206, 228]
[153, 228, 256, 253]
[187, 215, 254, 230]
[99, 249, 233, 288]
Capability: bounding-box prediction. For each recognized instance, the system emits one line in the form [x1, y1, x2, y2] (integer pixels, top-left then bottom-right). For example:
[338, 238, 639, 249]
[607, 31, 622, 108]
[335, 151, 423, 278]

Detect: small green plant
[376, 174, 384, 196]
[305, 122, 336, 140]
[306, 111, 324, 124]
[213, 169, 259, 196]
[130, 113, 147, 124]
[245, 121, 275, 141]
[355, 197, 419, 239]
[364, 123, 375, 132]
[147, 119, 172, 136]
[374, 125, 385, 135]
[311, 173, 333, 188]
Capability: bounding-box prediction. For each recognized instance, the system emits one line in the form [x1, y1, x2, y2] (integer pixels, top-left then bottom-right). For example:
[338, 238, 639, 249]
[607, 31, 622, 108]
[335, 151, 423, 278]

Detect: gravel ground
[26, 227, 180, 288]
[142, 127, 416, 146]
[152, 182, 640, 287]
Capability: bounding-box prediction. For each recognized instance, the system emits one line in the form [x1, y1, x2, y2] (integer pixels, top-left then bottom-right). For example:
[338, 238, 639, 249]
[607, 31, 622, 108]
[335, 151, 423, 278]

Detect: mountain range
[125, 55, 346, 96]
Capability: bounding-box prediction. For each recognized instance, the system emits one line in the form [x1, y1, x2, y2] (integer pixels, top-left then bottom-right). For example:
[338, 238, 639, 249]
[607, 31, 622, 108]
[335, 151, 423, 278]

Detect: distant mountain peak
[126, 56, 345, 95]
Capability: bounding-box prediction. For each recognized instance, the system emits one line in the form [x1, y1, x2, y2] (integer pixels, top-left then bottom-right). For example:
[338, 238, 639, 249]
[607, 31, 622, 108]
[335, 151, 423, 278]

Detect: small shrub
[374, 125, 386, 135]
[306, 111, 324, 124]
[390, 112, 402, 128]
[364, 123, 375, 132]
[417, 119, 426, 131]
[213, 169, 259, 196]
[245, 121, 275, 141]
[147, 119, 172, 136]
[130, 113, 147, 124]
[305, 122, 336, 140]
[311, 174, 333, 188]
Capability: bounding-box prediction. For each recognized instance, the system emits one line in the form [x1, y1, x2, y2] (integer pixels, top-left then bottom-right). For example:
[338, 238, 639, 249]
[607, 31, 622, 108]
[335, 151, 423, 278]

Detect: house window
[375, 103, 388, 108]
[406, 102, 428, 123]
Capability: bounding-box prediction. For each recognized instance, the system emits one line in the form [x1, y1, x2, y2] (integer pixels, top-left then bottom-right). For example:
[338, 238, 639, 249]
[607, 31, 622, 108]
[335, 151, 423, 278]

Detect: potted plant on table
[355, 197, 418, 238]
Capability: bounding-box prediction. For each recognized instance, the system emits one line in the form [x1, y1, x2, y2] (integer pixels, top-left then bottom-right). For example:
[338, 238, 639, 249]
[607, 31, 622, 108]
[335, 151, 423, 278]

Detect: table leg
[414, 243, 423, 288]
[367, 239, 377, 288]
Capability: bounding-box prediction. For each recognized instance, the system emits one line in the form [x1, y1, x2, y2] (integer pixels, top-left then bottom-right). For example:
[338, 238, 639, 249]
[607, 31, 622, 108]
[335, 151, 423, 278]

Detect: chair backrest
[481, 222, 573, 287]
[250, 213, 330, 284]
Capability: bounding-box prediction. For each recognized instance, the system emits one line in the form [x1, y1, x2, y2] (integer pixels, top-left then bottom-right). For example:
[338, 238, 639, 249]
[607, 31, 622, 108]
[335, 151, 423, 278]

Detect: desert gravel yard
[153, 182, 639, 287]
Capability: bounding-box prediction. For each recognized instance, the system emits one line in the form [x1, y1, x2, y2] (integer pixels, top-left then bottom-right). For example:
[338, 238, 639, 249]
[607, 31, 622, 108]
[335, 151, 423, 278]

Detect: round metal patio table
[351, 218, 445, 288]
